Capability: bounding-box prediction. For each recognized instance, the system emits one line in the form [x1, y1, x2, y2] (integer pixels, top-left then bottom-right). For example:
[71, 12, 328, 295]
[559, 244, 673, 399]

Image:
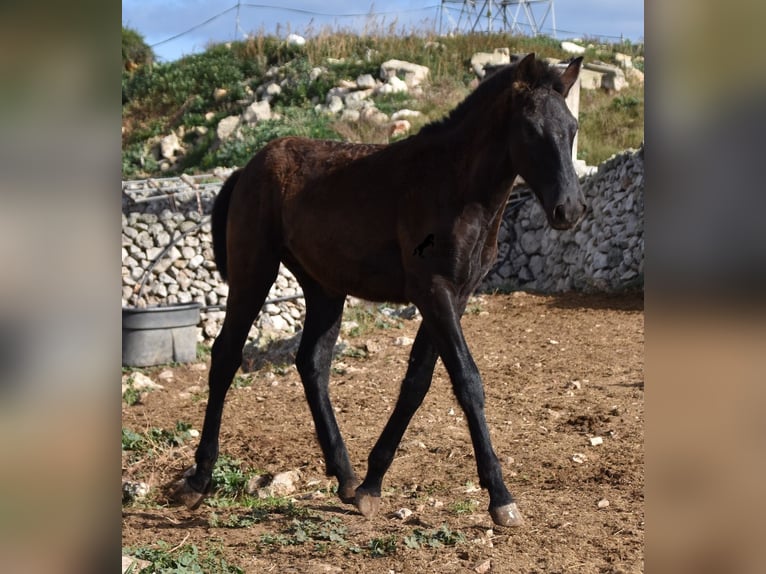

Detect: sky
[122, 1, 644, 63]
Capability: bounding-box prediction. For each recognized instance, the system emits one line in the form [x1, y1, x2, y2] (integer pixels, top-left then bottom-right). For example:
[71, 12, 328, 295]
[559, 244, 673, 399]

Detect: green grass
[578, 83, 644, 165]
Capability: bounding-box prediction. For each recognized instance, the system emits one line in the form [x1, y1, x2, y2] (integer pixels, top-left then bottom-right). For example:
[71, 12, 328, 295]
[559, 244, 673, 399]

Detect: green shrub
[122, 26, 154, 71]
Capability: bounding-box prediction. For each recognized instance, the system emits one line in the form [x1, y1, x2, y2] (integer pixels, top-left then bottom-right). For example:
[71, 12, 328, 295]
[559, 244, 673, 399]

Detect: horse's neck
[446, 119, 518, 215]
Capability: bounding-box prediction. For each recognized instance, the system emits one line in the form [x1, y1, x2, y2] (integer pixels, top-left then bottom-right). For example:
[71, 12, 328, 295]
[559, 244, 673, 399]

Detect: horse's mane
[418, 57, 565, 137]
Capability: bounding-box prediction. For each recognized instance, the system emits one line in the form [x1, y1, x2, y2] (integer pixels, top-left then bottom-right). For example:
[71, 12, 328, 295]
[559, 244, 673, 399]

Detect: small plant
[466, 302, 483, 315]
[196, 343, 211, 361]
[232, 374, 252, 389]
[368, 534, 398, 557]
[122, 428, 145, 451]
[611, 94, 641, 111]
[123, 382, 141, 406]
[255, 513, 360, 554]
[449, 498, 478, 515]
[403, 525, 467, 549]
[209, 456, 253, 500]
[121, 421, 194, 455]
[126, 540, 243, 573]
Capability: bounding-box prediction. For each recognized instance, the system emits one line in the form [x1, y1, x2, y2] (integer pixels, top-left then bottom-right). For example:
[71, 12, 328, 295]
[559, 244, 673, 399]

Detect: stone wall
[482, 147, 644, 293]
[122, 147, 643, 344]
[121, 175, 306, 345]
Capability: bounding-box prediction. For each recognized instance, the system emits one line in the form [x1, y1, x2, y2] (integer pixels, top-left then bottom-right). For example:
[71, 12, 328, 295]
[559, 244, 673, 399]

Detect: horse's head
[509, 54, 585, 230]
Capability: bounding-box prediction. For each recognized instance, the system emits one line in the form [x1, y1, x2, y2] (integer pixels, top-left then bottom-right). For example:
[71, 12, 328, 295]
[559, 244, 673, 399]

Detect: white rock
[589, 436, 604, 446]
[159, 132, 182, 160]
[597, 499, 610, 509]
[310, 67, 324, 81]
[188, 254, 205, 270]
[626, 67, 644, 85]
[326, 95, 344, 114]
[340, 109, 360, 122]
[360, 108, 389, 125]
[122, 371, 163, 391]
[391, 109, 422, 121]
[376, 76, 409, 94]
[579, 68, 604, 90]
[216, 115, 240, 141]
[389, 119, 411, 138]
[356, 73, 376, 89]
[122, 556, 151, 574]
[243, 100, 272, 124]
[380, 59, 429, 87]
[344, 89, 373, 109]
[264, 82, 282, 98]
[470, 47, 510, 77]
[122, 480, 150, 501]
[286, 33, 305, 46]
[259, 469, 301, 498]
[561, 41, 586, 55]
[394, 336, 414, 347]
[393, 507, 413, 520]
[614, 52, 633, 69]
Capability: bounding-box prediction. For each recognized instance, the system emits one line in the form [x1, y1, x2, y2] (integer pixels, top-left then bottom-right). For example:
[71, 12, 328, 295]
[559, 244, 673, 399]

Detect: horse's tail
[211, 168, 242, 282]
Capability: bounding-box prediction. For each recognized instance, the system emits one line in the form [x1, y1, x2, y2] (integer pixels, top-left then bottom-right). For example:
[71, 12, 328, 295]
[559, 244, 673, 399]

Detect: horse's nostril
[553, 204, 566, 223]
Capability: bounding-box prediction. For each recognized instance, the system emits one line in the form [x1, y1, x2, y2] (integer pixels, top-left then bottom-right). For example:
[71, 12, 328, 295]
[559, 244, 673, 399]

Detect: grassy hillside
[122, 31, 643, 178]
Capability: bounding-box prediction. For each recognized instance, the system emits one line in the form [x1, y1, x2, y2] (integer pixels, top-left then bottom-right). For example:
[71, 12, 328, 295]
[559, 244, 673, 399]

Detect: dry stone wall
[482, 147, 644, 293]
[121, 177, 306, 345]
[122, 147, 643, 345]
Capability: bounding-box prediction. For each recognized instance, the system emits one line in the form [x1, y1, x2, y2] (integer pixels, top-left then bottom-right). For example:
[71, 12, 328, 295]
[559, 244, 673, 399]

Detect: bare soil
[122, 291, 644, 573]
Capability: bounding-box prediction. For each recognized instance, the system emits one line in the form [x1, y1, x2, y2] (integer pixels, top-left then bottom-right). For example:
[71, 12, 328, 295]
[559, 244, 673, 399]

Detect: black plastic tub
[122, 303, 201, 367]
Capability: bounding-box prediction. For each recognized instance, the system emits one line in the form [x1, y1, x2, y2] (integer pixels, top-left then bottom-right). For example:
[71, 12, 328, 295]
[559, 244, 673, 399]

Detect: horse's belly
[286, 239, 408, 303]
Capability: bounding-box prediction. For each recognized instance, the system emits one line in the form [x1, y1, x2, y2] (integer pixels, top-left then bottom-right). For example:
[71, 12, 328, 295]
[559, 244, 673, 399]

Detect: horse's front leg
[295, 285, 359, 503]
[355, 323, 439, 517]
[417, 284, 523, 527]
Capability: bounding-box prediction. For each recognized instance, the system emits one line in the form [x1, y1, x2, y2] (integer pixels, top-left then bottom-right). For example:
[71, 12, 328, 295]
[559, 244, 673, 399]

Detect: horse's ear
[558, 57, 583, 97]
[515, 52, 536, 81]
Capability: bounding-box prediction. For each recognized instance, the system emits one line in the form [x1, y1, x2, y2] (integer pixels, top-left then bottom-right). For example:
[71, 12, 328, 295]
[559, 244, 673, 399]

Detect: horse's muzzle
[550, 198, 586, 230]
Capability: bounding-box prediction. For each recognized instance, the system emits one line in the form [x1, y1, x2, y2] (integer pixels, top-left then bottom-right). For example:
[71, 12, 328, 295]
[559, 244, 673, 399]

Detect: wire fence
[146, 1, 635, 54]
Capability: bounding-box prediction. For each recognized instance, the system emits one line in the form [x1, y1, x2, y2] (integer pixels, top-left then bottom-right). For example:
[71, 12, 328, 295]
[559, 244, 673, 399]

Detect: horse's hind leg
[355, 323, 438, 518]
[174, 256, 280, 509]
[294, 280, 358, 503]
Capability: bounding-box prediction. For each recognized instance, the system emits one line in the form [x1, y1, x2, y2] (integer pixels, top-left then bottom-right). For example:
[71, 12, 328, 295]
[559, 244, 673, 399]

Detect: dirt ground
[122, 291, 644, 573]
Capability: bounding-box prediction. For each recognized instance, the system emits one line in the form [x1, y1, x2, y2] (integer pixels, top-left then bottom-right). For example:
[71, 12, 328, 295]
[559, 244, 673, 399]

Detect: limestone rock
[561, 41, 586, 55]
[159, 132, 182, 161]
[471, 47, 510, 78]
[286, 33, 305, 46]
[216, 115, 240, 141]
[243, 100, 272, 124]
[380, 59, 429, 88]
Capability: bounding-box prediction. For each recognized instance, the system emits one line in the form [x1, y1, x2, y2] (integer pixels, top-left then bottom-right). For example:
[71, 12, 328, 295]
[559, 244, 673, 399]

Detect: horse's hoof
[171, 478, 207, 510]
[489, 503, 524, 527]
[338, 478, 361, 505]
[355, 488, 381, 518]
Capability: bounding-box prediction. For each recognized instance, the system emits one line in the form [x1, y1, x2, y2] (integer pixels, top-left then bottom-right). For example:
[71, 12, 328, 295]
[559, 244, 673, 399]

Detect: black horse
[175, 53, 585, 526]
